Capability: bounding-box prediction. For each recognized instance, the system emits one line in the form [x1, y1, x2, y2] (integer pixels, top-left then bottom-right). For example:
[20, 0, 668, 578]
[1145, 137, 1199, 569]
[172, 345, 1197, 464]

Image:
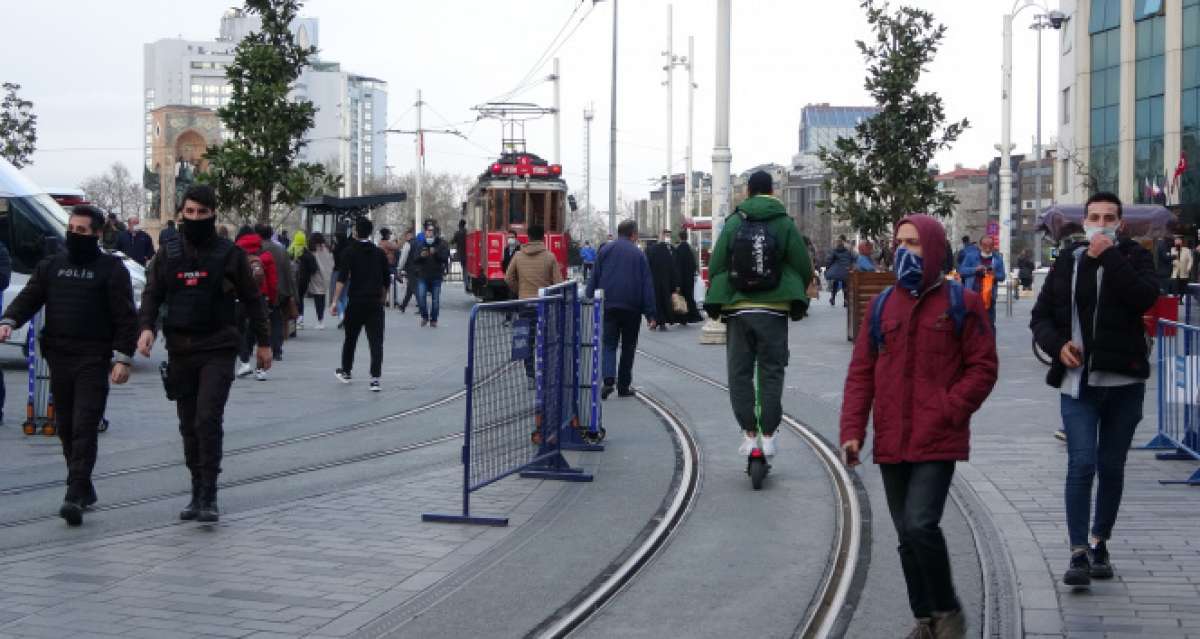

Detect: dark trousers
[602, 308, 641, 390]
[1061, 383, 1145, 548]
[828, 279, 846, 304]
[46, 354, 110, 498]
[171, 350, 236, 483]
[310, 294, 326, 323]
[399, 274, 415, 310]
[880, 461, 960, 618]
[726, 313, 788, 435]
[341, 302, 384, 378]
[268, 304, 284, 358]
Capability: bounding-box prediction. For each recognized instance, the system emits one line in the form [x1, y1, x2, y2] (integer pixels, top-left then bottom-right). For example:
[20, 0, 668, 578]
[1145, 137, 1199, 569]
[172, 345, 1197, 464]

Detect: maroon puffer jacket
[839, 215, 998, 463]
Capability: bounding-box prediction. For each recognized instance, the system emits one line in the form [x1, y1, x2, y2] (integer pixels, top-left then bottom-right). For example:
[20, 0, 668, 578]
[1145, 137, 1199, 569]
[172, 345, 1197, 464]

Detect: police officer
[137, 184, 270, 523]
[0, 204, 137, 526]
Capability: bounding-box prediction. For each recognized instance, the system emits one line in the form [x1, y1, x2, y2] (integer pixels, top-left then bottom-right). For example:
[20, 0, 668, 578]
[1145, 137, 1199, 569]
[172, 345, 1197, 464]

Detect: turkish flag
[1175, 152, 1188, 179]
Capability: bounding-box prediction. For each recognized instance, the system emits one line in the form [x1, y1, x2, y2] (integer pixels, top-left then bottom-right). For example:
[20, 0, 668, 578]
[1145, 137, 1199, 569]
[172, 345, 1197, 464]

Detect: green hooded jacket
[703, 195, 812, 320]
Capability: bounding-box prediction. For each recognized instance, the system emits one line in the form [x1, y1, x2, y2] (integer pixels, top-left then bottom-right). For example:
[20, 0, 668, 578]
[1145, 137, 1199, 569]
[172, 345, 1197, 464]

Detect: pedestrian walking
[581, 240, 597, 282]
[841, 214, 998, 639]
[506, 224, 563, 380]
[234, 226, 278, 381]
[1017, 249, 1036, 292]
[1155, 237, 1174, 294]
[137, 185, 271, 523]
[954, 235, 974, 271]
[673, 231, 703, 323]
[158, 219, 178, 246]
[412, 221, 450, 327]
[379, 228, 400, 306]
[117, 216, 156, 266]
[452, 218, 468, 277]
[0, 205, 137, 526]
[703, 170, 813, 458]
[101, 213, 124, 251]
[646, 229, 679, 330]
[256, 224, 295, 360]
[301, 232, 333, 329]
[396, 229, 416, 312]
[1170, 235, 1193, 297]
[825, 236, 853, 307]
[1030, 192, 1159, 588]
[959, 235, 1006, 326]
[331, 217, 389, 391]
[586, 219, 657, 398]
[502, 230, 521, 283]
[854, 241, 877, 272]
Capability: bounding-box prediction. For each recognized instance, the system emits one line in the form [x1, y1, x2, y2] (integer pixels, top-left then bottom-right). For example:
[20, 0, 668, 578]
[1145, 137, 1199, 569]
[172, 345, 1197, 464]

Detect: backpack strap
[869, 286, 895, 352]
[946, 280, 966, 336]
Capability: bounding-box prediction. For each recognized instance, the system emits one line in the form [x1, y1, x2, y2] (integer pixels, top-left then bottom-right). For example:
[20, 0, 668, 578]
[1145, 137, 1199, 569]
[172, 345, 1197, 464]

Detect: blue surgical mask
[893, 247, 924, 295]
[424, 235, 435, 246]
[1083, 225, 1117, 242]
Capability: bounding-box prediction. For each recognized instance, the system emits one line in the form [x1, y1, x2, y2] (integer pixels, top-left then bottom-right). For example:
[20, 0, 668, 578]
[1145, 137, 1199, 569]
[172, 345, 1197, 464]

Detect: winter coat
[646, 241, 678, 323]
[1170, 246, 1194, 279]
[1030, 238, 1159, 388]
[674, 241, 698, 284]
[505, 241, 563, 299]
[307, 247, 334, 296]
[412, 236, 451, 282]
[959, 249, 1006, 294]
[586, 237, 657, 319]
[235, 234, 279, 306]
[854, 254, 876, 272]
[261, 237, 295, 300]
[581, 245, 597, 264]
[825, 246, 853, 282]
[703, 195, 812, 319]
[839, 214, 998, 464]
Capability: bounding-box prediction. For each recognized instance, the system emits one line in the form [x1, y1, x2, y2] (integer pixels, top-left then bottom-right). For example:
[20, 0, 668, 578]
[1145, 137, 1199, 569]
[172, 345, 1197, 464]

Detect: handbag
[671, 292, 688, 315]
[806, 275, 822, 299]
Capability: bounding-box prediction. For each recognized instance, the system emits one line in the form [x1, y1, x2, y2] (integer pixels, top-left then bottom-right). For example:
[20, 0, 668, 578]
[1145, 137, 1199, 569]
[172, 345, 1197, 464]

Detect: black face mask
[65, 232, 101, 264]
[182, 216, 217, 245]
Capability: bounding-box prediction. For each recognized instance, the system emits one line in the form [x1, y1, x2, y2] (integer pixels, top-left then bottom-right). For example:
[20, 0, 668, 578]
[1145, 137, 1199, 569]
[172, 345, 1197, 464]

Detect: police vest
[163, 237, 236, 333]
[42, 253, 119, 342]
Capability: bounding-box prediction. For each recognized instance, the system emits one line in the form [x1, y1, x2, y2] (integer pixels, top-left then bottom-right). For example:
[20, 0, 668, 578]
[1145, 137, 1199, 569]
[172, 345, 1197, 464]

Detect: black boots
[197, 481, 219, 523]
[179, 479, 202, 521]
[59, 495, 83, 526]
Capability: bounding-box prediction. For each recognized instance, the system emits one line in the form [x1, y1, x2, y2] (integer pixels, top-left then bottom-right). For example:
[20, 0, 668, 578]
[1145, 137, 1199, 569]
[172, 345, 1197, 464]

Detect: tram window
[508, 189, 526, 226]
[547, 192, 561, 233]
[526, 192, 545, 229]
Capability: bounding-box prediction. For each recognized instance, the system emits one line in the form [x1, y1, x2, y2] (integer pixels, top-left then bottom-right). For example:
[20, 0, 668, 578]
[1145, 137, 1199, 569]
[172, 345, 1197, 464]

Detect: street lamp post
[1031, 11, 1066, 267]
[700, 0, 732, 346]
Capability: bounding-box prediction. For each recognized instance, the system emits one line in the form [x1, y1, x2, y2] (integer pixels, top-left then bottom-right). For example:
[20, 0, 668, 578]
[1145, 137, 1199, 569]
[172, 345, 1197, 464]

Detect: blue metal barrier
[1144, 319, 1200, 485]
[540, 282, 606, 452]
[423, 294, 592, 527]
[574, 291, 606, 448]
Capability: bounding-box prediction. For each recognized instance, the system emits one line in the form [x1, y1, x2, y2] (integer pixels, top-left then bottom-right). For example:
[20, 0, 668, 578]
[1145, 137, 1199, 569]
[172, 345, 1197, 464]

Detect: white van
[0, 158, 146, 357]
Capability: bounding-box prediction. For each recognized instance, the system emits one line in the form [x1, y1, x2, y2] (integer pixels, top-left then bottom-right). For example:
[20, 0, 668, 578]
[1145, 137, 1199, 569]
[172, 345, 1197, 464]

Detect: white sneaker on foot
[738, 435, 758, 456]
[236, 361, 253, 378]
[335, 369, 352, 384]
[254, 368, 268, 381]
[370, 379, 381, 392]
[761, 435, 777, 457]
[316, 322, 325, 330]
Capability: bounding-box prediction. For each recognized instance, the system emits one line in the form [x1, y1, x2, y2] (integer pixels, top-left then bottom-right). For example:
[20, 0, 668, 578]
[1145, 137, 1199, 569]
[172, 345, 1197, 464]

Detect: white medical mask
[1083, 224, 1117, 242]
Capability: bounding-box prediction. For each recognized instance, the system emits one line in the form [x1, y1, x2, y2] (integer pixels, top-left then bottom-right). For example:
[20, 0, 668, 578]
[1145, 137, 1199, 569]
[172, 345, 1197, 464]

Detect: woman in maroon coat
[839, 214, 998, 639]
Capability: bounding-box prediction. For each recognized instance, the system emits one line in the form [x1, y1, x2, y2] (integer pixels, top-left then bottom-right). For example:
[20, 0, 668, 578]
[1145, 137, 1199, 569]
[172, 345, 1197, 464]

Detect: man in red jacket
[840, 214, 998, 639]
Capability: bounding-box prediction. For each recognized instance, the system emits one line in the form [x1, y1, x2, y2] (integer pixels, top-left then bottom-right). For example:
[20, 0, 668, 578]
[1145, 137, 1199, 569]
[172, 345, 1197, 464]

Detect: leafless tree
[80, 163, 146, 219]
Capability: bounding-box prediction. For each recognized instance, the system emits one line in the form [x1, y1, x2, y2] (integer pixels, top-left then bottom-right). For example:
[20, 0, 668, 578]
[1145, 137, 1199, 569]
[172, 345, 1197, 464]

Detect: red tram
[463, 152, 570, 300]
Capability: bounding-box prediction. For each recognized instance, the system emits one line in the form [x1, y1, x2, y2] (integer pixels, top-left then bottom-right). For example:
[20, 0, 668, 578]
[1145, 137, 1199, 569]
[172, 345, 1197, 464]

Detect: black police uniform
[139, 231, 269, 522]
[1, 249, 137, 524]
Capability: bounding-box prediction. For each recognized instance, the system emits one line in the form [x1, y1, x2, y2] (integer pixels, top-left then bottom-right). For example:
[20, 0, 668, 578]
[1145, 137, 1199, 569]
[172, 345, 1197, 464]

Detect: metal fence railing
[1144, 319, 1200, 485]
[423, 288, 600, 526]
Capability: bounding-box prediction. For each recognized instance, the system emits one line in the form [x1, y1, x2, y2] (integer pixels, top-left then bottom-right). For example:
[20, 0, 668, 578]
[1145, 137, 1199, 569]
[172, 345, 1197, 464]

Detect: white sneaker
[370, 379, 381, 392]
[316, 322, 325, 330]
[761, 435, 777, 457]
[236, 361, 253, 378]
[254, 368, 268, 381]
[738, 435, 758, 456]
[335, 369, 352, 384]
[297, 317, 304, 330]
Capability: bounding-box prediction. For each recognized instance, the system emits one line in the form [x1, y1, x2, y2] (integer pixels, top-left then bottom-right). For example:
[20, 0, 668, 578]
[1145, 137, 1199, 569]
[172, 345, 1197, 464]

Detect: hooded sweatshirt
[839, 214, 998, 463]
[702, 195, 812, 319]
[235, 233, 279, 306]
[505, 240, 563, 299]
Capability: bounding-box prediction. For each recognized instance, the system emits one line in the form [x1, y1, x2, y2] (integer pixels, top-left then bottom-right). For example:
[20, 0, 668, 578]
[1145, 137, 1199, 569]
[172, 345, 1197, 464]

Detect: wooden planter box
[847, 271, 896, 342]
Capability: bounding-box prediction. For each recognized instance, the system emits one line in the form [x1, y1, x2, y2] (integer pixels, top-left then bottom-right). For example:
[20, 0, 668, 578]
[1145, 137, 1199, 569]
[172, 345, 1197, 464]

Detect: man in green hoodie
[704, 170, 812, 457]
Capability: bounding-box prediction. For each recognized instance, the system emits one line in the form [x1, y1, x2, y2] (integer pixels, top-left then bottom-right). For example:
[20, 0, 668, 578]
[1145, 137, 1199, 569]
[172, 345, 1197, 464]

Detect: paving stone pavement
[0, 462, 559, 639]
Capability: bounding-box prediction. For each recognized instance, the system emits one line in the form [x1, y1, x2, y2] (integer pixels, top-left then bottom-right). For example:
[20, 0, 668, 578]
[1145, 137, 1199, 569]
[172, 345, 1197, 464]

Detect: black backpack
[728, 209, 781, 292]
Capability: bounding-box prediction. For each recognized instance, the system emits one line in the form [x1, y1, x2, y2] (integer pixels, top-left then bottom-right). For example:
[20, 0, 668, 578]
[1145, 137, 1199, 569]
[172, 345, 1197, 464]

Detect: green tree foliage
[818, 0, 969, 241]
[0, 83, 37, 168]
[202, 0, 339, 222]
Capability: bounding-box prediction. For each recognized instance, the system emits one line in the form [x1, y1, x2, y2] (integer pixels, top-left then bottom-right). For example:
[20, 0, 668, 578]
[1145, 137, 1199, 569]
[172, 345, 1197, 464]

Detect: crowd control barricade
[1144, 319, 1200, 485]
[423, 294, 593, 527]
[542, 282, 605, 452]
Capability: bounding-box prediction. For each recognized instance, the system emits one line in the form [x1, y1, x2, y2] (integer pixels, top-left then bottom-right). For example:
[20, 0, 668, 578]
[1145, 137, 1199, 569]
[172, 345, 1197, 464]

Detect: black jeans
[342, 302, 384, 378]
[268, 304, 284, 359]
[602, 308, 642, 390]
[880, 461, 960, 618]
[726, 312, 788, 435]
[310, 294, 326, 323]
[46, 354, 110, 498]
[170, 350, 236, 483]
[399, 274, 416, 310]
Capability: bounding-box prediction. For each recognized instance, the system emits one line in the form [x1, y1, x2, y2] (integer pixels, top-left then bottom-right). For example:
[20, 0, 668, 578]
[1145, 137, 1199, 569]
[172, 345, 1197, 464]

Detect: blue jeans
[331, 271, 349, 316]
[416, 278, 442, 322]
[1061, 383, 1145, 549]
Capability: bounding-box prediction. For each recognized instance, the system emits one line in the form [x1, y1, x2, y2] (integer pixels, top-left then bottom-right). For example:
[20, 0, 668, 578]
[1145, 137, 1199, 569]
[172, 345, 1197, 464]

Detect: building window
[1061, 159, 1071, 195]
[1062, 87, 1071, 124]
[1136, 0, 1165, 20]
[191, 96, 203, 106]
[1134, 12, 1166, 202]
[1181, 0, 1200, 207]
[1089, 0, 1121, 195]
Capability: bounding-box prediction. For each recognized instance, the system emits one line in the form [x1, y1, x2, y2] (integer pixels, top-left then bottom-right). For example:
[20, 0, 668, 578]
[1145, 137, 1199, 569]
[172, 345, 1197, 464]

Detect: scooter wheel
[22, 422, 35, 436]
[98, 418, 109, 433]
[748, 455, 768, 490]
[42, 424, 56, 437]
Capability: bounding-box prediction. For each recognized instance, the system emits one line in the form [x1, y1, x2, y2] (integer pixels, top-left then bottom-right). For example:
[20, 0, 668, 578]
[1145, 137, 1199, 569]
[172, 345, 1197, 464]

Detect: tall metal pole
[607, 0, 618, 236]
[1033, 24, 1044, 267]
[584, 105, 594, 219]
[415, 89, 424, 231]
[701, 0, 732, 345]
[552, 58, 561, 165]
[685, 35, 695, 224]
[999, 14, 1014, 273]
[663, 4, 674, 236]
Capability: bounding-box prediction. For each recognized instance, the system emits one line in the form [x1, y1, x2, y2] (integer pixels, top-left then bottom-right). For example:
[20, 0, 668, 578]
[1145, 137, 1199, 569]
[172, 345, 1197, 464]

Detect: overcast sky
[5, 0, 1062, 206]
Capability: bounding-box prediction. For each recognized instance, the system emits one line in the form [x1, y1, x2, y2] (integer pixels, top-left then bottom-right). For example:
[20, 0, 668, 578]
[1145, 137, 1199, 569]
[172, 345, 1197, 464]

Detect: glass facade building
[1089, 0, 1122, 194]
[1183, 0, 1200, 206]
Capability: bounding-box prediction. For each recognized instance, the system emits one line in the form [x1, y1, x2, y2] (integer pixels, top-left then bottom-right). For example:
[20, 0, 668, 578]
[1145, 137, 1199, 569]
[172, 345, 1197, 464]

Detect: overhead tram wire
[487, 0, 586, 104]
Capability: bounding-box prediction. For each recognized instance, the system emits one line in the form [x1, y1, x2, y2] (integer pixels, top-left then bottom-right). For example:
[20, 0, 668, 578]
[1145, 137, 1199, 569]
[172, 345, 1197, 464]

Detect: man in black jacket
[0, 205, 138, 526]
[645, 229, 678, 330]
[1030, 191, 1159, 589]
[412, 221, 451, 327]
[330, 217, 390, 390]
[673, 231, 702, 323]
[137, 185, 270, 523]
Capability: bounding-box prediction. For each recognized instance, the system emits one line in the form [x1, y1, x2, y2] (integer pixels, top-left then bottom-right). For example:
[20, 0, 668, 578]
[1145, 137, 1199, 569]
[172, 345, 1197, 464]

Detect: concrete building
[647, 172, 711, 233]
[142, 7, 386, 217]
[1056, 0, 1199, 221]
[935, 166, 990, 250]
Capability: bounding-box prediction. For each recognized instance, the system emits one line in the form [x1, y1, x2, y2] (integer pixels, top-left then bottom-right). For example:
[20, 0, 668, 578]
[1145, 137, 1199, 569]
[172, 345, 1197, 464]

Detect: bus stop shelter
[301, 192, 407, 238]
